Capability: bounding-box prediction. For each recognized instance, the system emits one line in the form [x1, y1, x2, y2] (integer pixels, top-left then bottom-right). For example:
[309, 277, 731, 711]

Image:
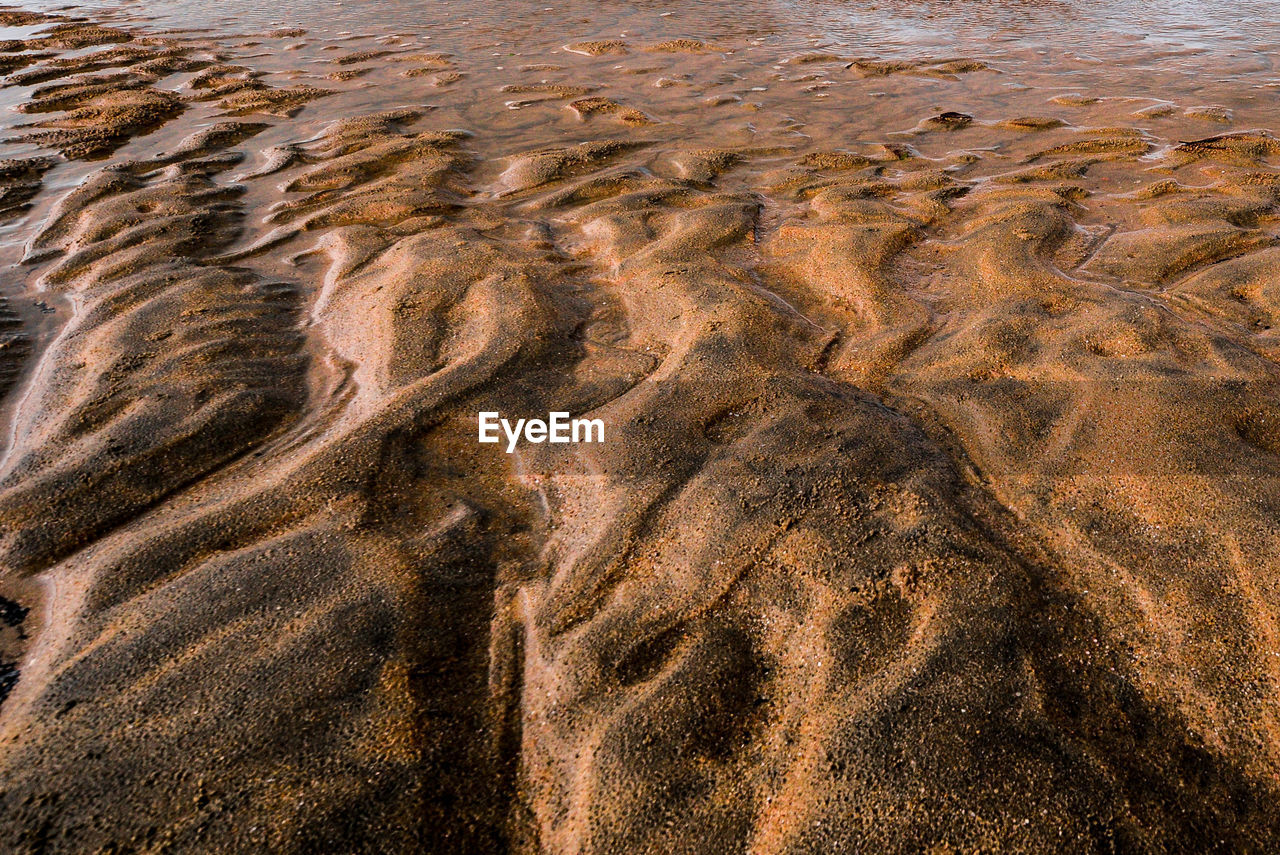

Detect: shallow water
[20, 0, 1280, 53]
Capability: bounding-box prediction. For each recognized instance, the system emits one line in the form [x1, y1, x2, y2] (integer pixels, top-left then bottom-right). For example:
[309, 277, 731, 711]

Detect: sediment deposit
[1, 5, 1280, 852]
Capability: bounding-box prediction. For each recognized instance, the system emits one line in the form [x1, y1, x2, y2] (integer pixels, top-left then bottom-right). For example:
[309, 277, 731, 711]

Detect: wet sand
[2, 2, 1280, 851]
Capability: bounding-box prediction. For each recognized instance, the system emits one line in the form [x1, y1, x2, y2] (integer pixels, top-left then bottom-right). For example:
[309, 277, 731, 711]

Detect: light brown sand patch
[645, 38, 721, 53]
[565, 39, 628, 56]
[568, 96, 654, 125]
[1186, 104, 1234, 123]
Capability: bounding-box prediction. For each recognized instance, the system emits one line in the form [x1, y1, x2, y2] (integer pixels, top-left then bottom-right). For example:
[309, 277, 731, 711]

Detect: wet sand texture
[2, 7, 1280, 853]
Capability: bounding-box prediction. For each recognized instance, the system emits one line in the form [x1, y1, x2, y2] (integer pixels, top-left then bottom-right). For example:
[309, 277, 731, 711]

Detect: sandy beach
[2, 0, 1280, 850]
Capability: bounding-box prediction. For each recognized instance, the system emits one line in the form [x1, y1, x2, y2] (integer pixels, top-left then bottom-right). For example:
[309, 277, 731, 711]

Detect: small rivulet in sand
[1, 5, 1280, 853]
